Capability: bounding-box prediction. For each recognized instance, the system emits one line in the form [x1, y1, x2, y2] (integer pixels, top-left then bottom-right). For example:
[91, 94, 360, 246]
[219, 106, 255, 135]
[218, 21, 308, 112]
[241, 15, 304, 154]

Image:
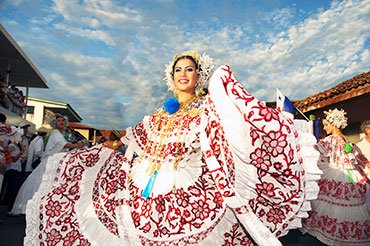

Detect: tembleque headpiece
[164, 50, 215, 97]
[324, 108, 348, 129]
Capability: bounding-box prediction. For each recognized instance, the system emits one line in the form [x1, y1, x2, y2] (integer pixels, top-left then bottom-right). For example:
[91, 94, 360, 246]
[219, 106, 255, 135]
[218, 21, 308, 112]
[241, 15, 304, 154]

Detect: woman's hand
[64, 142, 85, 149]
[103, 140, 121, 149]
[75, 142, 85, 149]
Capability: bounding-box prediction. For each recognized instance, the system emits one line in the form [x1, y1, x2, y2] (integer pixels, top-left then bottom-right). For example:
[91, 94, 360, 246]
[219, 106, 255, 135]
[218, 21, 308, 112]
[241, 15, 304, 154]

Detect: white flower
[325, 108, 348, 129]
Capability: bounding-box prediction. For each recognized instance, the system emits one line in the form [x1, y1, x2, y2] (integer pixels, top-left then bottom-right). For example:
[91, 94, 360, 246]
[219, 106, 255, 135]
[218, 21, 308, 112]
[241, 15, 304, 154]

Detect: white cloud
[1, 0, 369, 130]
[222, 0, 370, 100]
[52, 0, 142, 26]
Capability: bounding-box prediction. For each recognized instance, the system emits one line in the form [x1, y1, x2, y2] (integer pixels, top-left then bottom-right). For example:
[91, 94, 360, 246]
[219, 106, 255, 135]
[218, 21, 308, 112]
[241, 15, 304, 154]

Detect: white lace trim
[24, 153, 67, 246]
[74, 148, 126, 246]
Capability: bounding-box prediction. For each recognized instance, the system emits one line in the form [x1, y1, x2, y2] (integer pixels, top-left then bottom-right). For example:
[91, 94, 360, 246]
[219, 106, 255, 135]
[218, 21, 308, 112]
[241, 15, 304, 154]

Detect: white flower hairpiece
[324, 108, 348, 129]
[164, 51, 215, 97]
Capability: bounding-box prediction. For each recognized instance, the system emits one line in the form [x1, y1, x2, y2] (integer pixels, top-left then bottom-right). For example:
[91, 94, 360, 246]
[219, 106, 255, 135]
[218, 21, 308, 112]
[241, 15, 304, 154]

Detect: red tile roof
[295, 70, 370, 112]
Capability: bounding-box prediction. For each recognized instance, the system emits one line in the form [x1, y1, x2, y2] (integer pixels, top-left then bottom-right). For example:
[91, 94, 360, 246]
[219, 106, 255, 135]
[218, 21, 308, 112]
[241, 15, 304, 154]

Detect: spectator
[10, 114, 85, 215]
[18, 122, 31, 172]
[0, 113, 9, 166]
[357, 120, 370, 164]
[0, 137, 22, 211]
[24, 127, 49, 174]
[0, 113, 23, 188]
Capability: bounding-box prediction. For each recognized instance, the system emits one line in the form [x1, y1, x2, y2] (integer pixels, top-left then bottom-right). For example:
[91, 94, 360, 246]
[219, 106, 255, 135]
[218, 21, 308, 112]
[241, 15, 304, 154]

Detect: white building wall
[26, 99, 67, 129]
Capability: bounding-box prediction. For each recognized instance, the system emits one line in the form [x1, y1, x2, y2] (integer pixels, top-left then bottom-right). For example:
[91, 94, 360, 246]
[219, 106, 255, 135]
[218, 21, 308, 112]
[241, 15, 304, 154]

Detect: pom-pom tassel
[344, 142, 353, 153]
[164, 98, 180, 114]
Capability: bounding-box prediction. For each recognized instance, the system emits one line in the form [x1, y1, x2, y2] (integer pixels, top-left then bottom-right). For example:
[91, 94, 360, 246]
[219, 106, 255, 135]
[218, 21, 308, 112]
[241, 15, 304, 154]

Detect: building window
[26, 106, 34, 114]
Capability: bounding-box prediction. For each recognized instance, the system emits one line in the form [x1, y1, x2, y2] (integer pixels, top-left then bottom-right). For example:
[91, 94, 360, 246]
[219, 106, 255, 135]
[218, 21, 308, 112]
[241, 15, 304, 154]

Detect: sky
[0, 0, 369, 130]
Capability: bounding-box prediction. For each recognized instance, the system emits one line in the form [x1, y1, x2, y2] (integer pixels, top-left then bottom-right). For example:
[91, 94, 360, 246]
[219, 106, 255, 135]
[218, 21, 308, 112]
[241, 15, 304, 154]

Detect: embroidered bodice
[317, 135, 357, 169]
[139, 97, 204, 169]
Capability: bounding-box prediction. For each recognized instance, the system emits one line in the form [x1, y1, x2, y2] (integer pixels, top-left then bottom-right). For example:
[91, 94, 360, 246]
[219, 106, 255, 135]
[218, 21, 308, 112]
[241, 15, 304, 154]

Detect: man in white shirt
[1, 141, 22, 210]
[25, 127, 48, 174]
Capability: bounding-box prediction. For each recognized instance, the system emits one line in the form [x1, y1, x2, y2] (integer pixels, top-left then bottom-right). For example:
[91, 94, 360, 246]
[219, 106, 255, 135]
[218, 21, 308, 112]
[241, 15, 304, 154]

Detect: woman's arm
[64, 142, 85, 149]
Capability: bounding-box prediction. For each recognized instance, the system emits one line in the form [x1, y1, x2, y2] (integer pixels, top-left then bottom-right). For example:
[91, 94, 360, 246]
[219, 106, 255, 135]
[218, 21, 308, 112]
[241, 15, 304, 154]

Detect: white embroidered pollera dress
[302, 135, 370, 245]
[25, 66, 319, 245]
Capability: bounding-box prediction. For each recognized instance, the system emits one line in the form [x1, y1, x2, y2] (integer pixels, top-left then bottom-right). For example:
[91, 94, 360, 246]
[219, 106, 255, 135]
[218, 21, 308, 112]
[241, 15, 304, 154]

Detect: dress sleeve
[44, 130, 68, 156]
[315, 136, 332, 157]
[120, 114, 152, 157]
[202, 65, 308, 238]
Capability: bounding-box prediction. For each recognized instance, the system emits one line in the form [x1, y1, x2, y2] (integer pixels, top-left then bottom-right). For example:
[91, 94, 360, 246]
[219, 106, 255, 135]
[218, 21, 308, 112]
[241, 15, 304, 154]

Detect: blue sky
[1, 0, 369, 129]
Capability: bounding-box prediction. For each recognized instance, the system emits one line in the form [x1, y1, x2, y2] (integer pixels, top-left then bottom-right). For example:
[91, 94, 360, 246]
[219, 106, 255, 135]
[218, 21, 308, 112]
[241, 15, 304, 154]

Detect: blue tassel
[141, 170, 158, 199]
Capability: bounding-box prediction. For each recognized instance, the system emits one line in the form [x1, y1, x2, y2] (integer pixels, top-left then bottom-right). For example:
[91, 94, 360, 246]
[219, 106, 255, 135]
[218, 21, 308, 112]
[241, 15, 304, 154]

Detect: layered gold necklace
[140, 95, 201, 199]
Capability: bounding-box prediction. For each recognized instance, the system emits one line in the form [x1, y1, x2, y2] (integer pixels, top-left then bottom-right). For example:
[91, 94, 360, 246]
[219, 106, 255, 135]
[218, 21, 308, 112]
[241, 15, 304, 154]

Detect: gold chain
[141, 96, 198, 176]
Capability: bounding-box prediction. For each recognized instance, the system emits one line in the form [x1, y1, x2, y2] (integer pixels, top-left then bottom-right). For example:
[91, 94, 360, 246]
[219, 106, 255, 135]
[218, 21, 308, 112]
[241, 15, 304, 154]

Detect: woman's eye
[174, 68, 181, 72]
[186, 67, 194, 72]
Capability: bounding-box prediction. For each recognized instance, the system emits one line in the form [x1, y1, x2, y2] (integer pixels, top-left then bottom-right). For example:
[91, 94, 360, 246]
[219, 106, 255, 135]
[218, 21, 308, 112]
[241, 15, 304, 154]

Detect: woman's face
[55, 117, 66, 130]
[364, 127, 370, 137]
[322, 119, 335, 135]
[173, 58, 199, 95]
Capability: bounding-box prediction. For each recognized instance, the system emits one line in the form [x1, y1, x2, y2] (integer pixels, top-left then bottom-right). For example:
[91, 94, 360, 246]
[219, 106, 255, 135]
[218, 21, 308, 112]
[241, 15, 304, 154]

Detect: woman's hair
[0, 113, 6, 123]
[172, 55, 200, 74]
[360, 120, 370, 133]
[50, 113, 68, 129]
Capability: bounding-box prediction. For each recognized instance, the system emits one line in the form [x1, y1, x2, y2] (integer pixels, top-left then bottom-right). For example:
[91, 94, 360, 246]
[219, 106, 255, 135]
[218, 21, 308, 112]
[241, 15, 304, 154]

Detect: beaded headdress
[164, 50, 215, 97]
[324, 108, 348, 129]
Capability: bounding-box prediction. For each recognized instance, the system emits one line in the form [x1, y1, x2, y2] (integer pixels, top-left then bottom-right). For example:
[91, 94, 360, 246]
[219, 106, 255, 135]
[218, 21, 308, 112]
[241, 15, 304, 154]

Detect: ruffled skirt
[302, 162, 370, 245]
[10, 157, 48, 215]
[25, 146, 266, 245]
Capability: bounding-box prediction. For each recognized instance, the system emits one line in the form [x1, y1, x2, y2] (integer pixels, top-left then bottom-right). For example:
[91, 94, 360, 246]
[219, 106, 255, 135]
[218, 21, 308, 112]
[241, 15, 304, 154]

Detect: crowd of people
[0, 76, 27, 116]
[0, 113, 86, 218]
[0, 50, 369, 245]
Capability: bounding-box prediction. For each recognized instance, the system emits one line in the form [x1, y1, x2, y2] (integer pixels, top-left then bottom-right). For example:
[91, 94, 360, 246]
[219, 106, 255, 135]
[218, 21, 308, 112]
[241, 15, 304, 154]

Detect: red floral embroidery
[45, 200, 62, 218]
[154, 195, 166, 213]
[262, 130, 287, 157]
[258, 104, 280, 122]
[84, 153, 100, 167]
[223, 223, 254, 246]
[250, 148, 271, 171]
[256, 182, 276, 198]
[68, 183, 79, 195]
[304, 211, 370, 243]
[203, 149, 213, 159]
[131, 211, 140, 227]
[63, 230, 79, 246]
[175, 188, 190, 207]
[318, 179, 366, 201]
[192, 200, 211, 220]
[266, 207, 286, 224]
[53, 183, 67, 195]
[45, 228, 62, 246]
